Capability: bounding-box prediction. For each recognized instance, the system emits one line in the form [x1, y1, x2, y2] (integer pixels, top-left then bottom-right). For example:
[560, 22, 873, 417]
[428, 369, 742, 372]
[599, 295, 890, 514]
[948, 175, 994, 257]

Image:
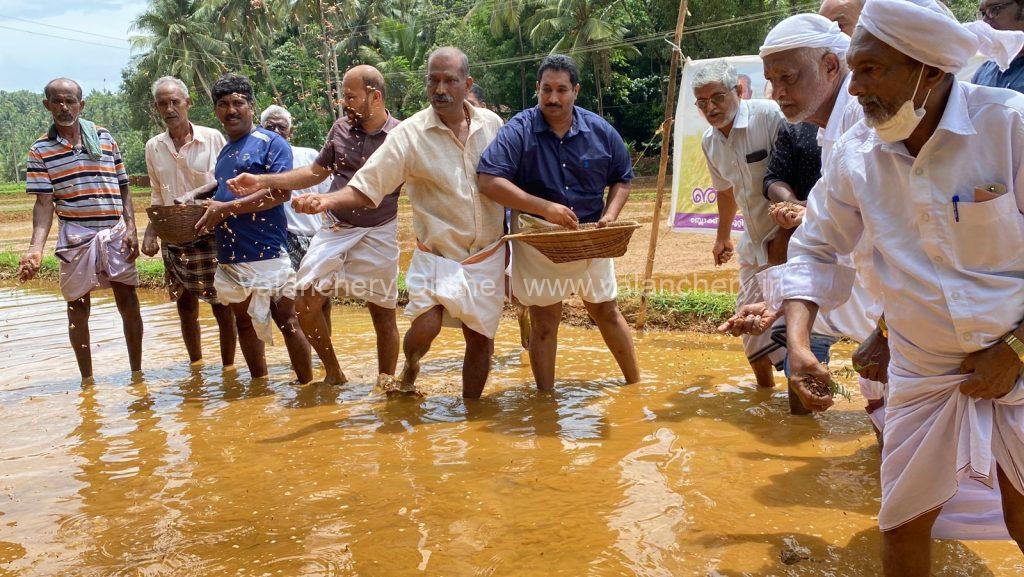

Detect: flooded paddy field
[0, 285, 1020, 576]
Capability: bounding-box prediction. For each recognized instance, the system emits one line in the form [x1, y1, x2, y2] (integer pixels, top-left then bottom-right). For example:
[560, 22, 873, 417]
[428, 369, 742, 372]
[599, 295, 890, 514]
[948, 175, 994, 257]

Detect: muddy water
[0, 285, 1021, 576]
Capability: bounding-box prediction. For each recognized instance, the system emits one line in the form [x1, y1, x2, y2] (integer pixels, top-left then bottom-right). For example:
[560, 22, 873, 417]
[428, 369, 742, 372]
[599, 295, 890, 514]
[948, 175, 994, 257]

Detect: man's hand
[123, 226, 140, 262]
[141, 228, 160, 257]
[227, 173, 263, 197]
[853, 326, 890, 384]
[770, 202, 806, 229]
[292, 194, 327, 215]
[959, 342, 1022, 399]
[787, 347, 835, 412]
[195, 200, 229, 236]
[717, 301, 781, 337]
[713, 238, 734, 266]
[542, 202, 579, 229]
[596, 213, 616, 228]
[17, 251, 42, 283]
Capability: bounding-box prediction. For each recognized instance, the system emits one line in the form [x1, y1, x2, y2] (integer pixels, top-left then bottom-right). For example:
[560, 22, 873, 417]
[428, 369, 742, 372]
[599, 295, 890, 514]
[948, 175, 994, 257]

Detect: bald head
[341, 64, 387, 128]
[819, 0, 864, 36]
[428, 47, 470, 78]
[44, 77, 83, 101]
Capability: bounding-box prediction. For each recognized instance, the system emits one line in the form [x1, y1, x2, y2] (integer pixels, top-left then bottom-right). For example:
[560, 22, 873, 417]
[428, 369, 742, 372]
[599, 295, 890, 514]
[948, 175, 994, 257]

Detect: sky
[0, 0, 148, 94]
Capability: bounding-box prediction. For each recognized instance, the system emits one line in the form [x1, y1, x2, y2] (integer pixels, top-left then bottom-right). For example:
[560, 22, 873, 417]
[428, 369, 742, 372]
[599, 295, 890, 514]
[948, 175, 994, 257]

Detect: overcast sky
[0, 0, 148, 94]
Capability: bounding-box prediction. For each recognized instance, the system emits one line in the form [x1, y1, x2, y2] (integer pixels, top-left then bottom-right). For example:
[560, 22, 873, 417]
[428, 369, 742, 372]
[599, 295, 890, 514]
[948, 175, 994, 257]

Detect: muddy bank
[0, 251, 737, 333]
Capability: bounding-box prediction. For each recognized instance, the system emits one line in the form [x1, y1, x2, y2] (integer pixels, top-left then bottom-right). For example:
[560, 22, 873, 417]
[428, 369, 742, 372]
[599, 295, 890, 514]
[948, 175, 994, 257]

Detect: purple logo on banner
[675, 187, 744, 232]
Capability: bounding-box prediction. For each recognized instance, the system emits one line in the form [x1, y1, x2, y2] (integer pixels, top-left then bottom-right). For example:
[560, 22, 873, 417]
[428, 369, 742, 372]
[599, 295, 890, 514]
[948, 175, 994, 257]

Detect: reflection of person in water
[737, 74, 753, 99]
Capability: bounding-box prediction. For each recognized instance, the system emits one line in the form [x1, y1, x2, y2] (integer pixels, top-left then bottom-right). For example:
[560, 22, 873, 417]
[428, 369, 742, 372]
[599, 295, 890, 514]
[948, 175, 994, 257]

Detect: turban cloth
[760, 13, 851, 58]
[859, 0, 1024, 73]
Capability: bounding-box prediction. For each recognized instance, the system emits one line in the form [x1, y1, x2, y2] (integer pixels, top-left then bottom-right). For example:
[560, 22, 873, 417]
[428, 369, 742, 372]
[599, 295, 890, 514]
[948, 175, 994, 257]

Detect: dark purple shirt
[315, 113, 402, 227]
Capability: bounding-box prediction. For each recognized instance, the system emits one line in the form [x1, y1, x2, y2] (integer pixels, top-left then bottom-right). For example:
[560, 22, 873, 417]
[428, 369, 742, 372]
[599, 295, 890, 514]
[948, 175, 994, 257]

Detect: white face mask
[870, 65, 931, 143]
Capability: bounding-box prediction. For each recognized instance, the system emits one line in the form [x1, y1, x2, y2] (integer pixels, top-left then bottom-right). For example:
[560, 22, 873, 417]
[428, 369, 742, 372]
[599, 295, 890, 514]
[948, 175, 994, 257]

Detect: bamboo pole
[635, 0, 688, 330]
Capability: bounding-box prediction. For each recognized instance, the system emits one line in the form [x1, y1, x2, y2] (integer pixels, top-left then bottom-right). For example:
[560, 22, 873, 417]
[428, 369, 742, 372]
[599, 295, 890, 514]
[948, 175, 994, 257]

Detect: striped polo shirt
[26, 124, 129, 230]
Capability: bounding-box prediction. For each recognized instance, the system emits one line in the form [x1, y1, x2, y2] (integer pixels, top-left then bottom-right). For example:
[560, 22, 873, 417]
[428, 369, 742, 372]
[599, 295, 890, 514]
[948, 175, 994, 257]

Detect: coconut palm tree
[130, 0, 228, 100]
[528, 0, 637, 116]
[469, 0, 531, 108]
[208, 0, 287, 104]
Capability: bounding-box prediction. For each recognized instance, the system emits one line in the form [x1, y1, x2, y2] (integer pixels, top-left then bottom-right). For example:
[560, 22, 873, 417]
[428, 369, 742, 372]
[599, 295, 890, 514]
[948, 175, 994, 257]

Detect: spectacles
[979, 1, 1017, 20]
[695, 92, 730, 110]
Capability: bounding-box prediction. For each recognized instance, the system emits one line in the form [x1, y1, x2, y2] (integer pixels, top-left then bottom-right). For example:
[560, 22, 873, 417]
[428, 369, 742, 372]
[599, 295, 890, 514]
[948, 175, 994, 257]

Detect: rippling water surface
[0, 284, 1020, 576]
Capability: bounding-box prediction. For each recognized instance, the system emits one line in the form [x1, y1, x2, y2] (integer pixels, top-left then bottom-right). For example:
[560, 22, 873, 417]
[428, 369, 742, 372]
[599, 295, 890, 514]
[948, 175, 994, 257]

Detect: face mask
[872, 65, 931, 143]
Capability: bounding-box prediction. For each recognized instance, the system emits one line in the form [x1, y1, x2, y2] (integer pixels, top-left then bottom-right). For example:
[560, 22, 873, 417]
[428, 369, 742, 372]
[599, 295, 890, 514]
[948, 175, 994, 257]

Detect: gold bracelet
[1003, 332, 1024, 364]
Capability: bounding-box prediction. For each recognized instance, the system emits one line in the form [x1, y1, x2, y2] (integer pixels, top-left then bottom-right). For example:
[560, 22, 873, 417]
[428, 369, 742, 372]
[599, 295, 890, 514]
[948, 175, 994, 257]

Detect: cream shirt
[700, 99, 785, 267]
[348, 102, 504, 261]
[145, 124, 226, 206]
[764, 82, 1024, 376]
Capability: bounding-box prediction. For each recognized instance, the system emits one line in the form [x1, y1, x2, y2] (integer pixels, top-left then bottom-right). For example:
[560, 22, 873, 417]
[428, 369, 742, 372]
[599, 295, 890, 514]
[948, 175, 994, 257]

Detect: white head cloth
[759, 13, 850, 58]
[859, 0, 1024, 73]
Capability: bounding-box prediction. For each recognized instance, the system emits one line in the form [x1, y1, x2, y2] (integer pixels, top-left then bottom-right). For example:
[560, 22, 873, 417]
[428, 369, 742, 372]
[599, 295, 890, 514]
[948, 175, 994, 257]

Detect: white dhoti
[405, 241, 507, 339]
[880, 360, 1024, 539]
[55, 220, 139, 302]
[215, 255, 297, 344]
[738, 240, 786, 366]
[510, 214, 617, 308]
[295, 220, 400, 309]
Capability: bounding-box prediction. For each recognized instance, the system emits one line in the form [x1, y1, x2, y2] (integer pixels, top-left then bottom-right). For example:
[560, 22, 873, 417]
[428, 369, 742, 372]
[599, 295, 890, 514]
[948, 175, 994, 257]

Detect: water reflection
[0, 285, 1021, 575]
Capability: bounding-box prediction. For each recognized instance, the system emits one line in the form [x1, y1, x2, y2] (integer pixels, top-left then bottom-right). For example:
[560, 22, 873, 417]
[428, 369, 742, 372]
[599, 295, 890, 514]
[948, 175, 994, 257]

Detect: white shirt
[700, 99, 785, 267]
[284, 145, 333, 237]
[349, 102, 505, 262]
[145, 124, 226, 205]
[767, 82, 1024, 376]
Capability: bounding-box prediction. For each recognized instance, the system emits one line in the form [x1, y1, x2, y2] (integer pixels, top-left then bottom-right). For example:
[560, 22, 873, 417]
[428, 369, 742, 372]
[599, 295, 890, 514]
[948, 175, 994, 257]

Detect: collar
[158, 123, 205, 147]
[426, 100, 476, 131]
[856, 81, 975, 154]
[531, 106, 591, 136]
[354, 111, 398, 135]
[822, 73, 853, 143]
[47, 123, 75, 148]
[713, 100, 749, 139]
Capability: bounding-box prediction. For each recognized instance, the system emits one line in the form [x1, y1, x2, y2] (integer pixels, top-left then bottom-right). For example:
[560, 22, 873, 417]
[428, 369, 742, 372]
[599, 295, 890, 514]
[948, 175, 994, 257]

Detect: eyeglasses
[695, 92, 730, 110]
[979, 1, 1017, 20]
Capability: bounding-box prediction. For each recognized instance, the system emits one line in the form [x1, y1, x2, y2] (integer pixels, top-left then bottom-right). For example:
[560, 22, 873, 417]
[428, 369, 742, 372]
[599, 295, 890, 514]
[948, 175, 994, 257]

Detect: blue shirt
[214, 127, 292, 263]
[971, 54, 1024, 94]
[477, 106, 633, 223]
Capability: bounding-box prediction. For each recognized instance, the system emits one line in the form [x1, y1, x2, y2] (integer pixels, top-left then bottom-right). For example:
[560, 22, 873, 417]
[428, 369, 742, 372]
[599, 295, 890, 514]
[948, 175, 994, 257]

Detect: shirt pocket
[577, 154, 611, 192]
[947, 191, 1024, 272]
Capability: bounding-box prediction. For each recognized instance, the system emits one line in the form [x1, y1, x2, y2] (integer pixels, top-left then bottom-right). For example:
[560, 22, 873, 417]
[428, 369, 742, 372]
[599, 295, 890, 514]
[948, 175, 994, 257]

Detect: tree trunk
[517, 27, 528, 110]
[250, 21, 283, 104]
[592, 51, 604, 116]
[195, 67, 213, 102]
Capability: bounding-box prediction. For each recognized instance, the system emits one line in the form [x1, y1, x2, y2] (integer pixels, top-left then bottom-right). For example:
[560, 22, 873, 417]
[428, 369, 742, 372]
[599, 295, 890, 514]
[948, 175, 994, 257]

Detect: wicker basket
[146, 204, 208, 245]
[504, 220, 642, 263]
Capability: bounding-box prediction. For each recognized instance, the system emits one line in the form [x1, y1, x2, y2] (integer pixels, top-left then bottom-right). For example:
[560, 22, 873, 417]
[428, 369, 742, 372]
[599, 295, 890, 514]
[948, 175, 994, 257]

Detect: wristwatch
[1003, 331, 1024, 363]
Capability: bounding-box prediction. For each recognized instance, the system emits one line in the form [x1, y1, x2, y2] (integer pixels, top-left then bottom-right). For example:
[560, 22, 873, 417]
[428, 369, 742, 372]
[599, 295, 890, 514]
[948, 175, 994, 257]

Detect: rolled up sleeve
[477, 120, 524, 180]
[348, 128, 408, 207]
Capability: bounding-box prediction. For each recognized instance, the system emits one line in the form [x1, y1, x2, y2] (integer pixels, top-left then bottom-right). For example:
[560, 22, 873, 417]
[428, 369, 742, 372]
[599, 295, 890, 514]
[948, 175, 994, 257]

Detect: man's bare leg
[176, 291, 202, 363]
[583, 299, 640, 384]
[67, 294, 93, 379]
[296, 291, 345, 384]
[230, 298, 267, 379]
[110, 282, 143, 372]
[461, 324, 493, 399]
[211, 303, 236, 366]
[998, 465, 1024, 551]
[881, 506, 941, 576]
[528, 302, 562, 392]
[270, 297, 313, 384]
[398, 306, 443, 388]
[367, 302, 399, 375]
[322, 295, 333, 334]
[750, 355, 777, 389]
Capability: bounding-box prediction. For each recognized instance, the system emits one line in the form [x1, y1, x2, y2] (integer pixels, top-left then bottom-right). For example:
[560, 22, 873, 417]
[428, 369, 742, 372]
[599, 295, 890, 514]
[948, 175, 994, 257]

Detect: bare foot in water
[323, 371, 348, 386]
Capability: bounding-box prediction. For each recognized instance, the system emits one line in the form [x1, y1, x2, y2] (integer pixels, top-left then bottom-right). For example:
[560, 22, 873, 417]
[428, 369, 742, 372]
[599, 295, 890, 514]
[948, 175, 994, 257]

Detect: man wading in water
[18, 77, 143, 381]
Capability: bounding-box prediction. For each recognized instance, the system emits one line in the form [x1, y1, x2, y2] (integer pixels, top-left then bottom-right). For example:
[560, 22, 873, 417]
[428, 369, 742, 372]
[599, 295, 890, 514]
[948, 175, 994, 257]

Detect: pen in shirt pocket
[952, 195, 960, 222]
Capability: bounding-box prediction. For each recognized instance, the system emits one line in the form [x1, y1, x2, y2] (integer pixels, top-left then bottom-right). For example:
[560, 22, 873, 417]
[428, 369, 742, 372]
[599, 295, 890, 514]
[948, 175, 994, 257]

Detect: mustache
[432, 94, 454, 103]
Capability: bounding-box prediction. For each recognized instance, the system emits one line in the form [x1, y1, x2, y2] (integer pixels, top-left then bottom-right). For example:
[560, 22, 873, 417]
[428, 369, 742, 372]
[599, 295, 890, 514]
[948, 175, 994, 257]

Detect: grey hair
[692, 60, 738, 90]
[151, 76, 189, 99]
[260, 104, 292, 128]
[428, 46, 470, 78]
